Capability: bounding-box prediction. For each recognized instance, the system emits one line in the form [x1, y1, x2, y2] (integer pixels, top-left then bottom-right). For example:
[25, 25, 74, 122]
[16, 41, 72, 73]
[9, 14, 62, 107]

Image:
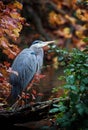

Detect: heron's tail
[6, 94, 17, 106]
[6, 85, 21, 106]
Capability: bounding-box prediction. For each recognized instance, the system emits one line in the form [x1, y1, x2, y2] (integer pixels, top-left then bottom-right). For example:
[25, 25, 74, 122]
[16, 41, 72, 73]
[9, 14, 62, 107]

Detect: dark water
[36, 64, 64, 102]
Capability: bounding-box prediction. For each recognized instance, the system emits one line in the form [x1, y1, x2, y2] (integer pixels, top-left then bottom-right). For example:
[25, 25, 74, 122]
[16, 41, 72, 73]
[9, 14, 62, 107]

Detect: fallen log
[0, 98, 59, 124]
[0, 98, 69, 126]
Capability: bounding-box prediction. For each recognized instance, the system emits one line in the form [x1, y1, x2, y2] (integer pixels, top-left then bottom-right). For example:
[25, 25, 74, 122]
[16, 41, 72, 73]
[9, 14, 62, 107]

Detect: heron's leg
[24, 78, 35, 104]
[24, 88, 27, 106]
[26, 75, 45, 102]
[20, 87, 27, 106]
[27, 79, 34, 91]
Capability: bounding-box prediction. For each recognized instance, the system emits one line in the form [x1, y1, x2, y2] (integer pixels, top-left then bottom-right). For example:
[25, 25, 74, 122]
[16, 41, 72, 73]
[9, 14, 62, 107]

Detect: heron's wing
[9, 49, 37, 94]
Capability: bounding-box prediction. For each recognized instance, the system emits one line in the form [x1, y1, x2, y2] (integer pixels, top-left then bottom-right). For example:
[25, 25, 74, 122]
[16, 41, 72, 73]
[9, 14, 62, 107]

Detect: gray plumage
[7, 40, 55, 105]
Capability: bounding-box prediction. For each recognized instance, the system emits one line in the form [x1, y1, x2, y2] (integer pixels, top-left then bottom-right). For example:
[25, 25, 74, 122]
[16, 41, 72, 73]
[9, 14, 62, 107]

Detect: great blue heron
[7, 40, 55, 105]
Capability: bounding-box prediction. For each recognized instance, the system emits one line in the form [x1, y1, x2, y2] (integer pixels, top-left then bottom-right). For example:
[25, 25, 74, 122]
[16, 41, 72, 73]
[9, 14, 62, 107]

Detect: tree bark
[0, 98, 68, 125]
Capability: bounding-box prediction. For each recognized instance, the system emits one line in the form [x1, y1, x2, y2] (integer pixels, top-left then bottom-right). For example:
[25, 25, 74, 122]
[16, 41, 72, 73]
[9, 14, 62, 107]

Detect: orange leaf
[32, 89, 37, 95]
[8, 1, 23, 10]
[13, 1, 23, 10]
[10, 11, 20, 18]
[4, 61, 10, 67]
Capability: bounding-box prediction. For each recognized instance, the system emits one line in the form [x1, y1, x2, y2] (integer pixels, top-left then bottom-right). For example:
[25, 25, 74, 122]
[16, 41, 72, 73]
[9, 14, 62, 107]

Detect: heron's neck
[29, 46, 43, 56]
[30, 46, 44, 73]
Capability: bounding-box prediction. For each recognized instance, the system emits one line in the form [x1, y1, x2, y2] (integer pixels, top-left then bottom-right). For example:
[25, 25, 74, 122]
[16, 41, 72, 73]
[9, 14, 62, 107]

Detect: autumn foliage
[0, 1, 24, 59]
[0, 1, 25, 103]
[48, 0, 88, 49]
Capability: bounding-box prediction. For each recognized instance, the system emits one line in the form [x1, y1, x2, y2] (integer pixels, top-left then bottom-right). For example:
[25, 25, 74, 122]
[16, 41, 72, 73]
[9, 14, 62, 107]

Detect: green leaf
[53, 104, 60, 108]
[66, 75, 75, 84]
[58, 105, 67, 112]
[56, 113, 71, 127]
[71, 85, 78, 91]
[64, 84, 71, 89]
[64, 69, 71, 75]
[82, 78, 88, 84]
[83, 63, 88, 67]
[58, 56, 64, 61]
[49, 108, 59, 113]
[76, 103, 84, 115]
[80, 85, 85, 92]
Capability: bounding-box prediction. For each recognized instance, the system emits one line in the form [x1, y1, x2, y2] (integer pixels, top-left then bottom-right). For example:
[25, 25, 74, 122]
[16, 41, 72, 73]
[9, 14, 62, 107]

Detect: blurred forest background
[0, 0, 88, 105]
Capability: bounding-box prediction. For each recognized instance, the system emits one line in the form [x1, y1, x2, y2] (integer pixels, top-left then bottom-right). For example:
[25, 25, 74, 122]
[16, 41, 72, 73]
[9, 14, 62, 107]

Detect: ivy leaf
[64, 85, 78, 91]
[58, 56, 64, 61]
[76, 103, 85, 115]
[82, 78, 88, 84]
[53, 104, 60, 108]
[66, 75, 75, 85]
[71, 85, 78, 91]
[49, 108, 59, 113]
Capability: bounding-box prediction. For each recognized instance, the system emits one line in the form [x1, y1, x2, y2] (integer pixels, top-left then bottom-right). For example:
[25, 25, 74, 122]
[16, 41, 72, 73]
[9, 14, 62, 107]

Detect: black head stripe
[32, 40, 43, 45]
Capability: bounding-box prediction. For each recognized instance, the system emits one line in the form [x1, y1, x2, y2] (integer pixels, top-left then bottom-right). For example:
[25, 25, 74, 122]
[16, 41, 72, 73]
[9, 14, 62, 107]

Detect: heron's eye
[32, 40, 42, 45]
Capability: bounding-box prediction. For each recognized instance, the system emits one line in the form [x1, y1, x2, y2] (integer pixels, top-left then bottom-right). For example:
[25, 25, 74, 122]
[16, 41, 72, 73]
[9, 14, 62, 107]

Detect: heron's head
[32, 40, 55, 49]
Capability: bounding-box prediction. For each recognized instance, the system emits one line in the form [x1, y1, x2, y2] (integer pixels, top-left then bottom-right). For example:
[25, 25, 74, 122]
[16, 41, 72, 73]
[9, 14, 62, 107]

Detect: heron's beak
[43, 40, 55, 45]
[39, 40, 55, 48]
